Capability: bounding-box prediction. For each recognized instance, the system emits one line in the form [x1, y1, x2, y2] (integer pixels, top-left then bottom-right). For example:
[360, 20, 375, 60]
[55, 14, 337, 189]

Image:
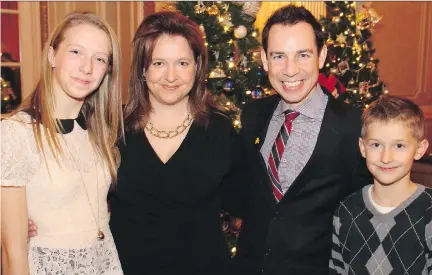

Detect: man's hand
[28, 219, 37, 238]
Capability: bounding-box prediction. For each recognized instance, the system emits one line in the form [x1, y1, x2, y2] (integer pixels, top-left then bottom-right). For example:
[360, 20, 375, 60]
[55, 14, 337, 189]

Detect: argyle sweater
[329, 184, 432, 275]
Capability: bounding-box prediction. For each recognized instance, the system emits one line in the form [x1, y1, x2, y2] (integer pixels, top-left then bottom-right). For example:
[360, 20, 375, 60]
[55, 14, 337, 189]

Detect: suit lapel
[255, 95, 280, 151]
[282, 96, 346, 200]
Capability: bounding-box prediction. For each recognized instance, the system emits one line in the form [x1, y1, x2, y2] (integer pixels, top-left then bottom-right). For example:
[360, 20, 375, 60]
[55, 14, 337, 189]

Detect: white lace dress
[1, 112, 123, 275]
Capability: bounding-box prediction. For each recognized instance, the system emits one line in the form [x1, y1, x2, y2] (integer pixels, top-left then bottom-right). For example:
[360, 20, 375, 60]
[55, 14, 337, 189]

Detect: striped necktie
[267, 110, 300, 202]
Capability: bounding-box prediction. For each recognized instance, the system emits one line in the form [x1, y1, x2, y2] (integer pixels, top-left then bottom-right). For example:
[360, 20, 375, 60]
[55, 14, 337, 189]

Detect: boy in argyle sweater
[329, 96, 432, 275]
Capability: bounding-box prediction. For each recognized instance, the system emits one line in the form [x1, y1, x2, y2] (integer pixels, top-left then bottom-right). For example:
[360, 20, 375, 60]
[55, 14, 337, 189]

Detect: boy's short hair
[361, 95, 425, 140]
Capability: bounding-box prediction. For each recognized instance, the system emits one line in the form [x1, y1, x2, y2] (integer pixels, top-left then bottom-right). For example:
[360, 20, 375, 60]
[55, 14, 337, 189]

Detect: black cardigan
[109, 110, 249, 275]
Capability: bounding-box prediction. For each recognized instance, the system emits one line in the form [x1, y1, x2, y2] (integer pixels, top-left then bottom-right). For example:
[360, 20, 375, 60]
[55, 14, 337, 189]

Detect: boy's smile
[377, 166, 397, 172]
[359, 121, 428, 187]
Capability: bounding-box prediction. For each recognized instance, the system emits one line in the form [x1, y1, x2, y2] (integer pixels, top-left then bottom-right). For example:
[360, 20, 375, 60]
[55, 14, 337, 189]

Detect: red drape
[1, 12, 20, 62]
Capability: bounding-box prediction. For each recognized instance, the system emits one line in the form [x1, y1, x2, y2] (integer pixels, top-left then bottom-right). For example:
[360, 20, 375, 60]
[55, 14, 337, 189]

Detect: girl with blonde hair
[1, 11, 123, 274]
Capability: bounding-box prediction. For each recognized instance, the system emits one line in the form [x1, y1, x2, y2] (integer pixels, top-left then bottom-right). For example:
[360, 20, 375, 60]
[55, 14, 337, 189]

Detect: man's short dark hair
[262, 5, 326, 54]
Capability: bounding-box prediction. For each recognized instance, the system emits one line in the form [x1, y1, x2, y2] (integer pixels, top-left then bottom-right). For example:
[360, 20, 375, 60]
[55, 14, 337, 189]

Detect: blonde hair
[9, 11, 124, 183]
[361, 95, 425, 141]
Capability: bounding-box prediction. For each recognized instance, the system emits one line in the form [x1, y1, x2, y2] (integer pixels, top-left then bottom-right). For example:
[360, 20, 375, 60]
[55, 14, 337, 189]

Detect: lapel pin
[255, 137, 260, 145]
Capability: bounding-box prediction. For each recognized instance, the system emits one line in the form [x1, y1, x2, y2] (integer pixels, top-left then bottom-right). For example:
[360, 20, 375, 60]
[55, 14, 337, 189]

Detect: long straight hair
[8, 12, 124, 183]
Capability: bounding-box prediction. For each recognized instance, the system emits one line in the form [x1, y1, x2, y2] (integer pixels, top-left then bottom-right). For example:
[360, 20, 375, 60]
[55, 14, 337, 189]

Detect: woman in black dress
[108, 11, 249, 274]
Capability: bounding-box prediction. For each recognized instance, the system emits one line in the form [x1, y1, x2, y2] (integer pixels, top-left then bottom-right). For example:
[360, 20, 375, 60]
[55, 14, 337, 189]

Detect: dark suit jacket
[232, 91, 372, 275]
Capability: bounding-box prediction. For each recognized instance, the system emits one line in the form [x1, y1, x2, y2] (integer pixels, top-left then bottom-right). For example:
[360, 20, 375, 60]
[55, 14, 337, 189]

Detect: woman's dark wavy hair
[124, 11, 215, 132]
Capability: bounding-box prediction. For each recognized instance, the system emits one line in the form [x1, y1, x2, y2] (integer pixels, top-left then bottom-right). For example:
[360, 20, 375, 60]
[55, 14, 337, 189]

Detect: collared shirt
[260, 85, 328, 193]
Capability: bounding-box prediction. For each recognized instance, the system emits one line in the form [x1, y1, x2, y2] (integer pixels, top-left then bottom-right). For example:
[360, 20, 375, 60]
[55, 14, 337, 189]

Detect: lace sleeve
[1, 117, 39, 186]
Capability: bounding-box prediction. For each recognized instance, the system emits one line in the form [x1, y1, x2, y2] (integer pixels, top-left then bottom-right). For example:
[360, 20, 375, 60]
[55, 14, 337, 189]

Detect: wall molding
[19, 2, 42, 98]
[412, 2, 430, 100]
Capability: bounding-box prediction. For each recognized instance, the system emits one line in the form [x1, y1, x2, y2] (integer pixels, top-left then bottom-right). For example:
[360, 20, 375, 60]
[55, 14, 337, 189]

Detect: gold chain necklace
[145, 112, 193, 139]
[63, 137, 105, 241]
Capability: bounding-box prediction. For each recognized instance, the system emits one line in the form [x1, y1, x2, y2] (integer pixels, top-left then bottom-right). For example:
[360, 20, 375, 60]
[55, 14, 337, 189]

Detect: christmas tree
[163, 1, 268, 129]
[319, 1, 388, 108]
[1, 53, 20, 114]
[1, 76, 18, 113]
[162, 0, 388, 256]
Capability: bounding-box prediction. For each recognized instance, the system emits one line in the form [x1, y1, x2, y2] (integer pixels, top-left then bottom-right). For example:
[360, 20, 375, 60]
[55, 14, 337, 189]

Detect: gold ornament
[209, 62, 227, 78]
[356, 9, 369, 25]
[326, 37, 335, 46]
[356, 4, 383, 29]
[194, 1, 207, 14]
[332, 16, 341, 23]
[219, 2, 230, 12]
[207, 4, 220, 16]
[336, 33, 347, 44]
[160, 2, 176, 12]
[214, 94, 240, 116]
[362, 42, 369, 51]
[1, 77, 17, 103]
[352, 39, 361, 53]
[367, 62, 376, 69]
[368, 8, 383, 26]
[242, 2, 261, 16]
[221, 12, 233, 27]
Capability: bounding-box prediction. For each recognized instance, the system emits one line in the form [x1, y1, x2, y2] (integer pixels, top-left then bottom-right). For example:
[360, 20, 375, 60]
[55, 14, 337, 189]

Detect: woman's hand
[28, 219, 38, 238]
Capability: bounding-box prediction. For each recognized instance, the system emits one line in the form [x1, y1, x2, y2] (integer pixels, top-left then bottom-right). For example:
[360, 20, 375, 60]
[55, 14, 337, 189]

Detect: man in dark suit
[232, 5, 372, 275]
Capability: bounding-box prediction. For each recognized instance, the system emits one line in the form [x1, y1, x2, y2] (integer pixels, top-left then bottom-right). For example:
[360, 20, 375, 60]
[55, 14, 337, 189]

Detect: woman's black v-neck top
[109, 111, 250, 275]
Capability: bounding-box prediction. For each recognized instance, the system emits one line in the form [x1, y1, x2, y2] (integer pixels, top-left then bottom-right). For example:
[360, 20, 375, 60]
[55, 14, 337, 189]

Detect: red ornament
[318, 73, 346, 99]
[319, 73, 337, 91]
[329, 54, 337, 62]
